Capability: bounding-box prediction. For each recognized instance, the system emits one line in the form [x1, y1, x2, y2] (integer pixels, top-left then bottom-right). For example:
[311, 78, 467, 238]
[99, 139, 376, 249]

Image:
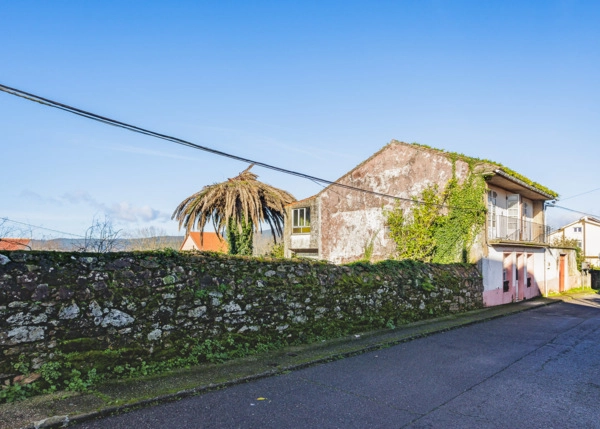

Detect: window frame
[292, 207, 311, 234]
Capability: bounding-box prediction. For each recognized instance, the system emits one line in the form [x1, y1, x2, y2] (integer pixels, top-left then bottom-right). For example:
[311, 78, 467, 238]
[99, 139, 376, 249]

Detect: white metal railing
[488, 214, 550, 243]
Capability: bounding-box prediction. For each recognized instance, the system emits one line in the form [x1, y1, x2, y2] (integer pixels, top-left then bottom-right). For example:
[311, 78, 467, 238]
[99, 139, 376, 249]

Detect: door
[503, 253, 513, 301]
[507, 194, 520, 240]
[488, 191, 498, 239]
[526, 254, 534, 297]
[559, 254, 566, 292]
[522, 203, 531, 241]
[516, 253, 524, 300]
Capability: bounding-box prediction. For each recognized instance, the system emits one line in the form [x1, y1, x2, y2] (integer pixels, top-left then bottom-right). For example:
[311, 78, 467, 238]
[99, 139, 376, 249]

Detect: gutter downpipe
[543, 200, 556, 297]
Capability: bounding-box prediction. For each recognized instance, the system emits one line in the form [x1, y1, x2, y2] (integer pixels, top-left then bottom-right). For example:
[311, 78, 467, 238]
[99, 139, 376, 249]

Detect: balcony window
[488, 213, 550, 243]
[488, 191, 498, 234]
[292, 207, 311, 234]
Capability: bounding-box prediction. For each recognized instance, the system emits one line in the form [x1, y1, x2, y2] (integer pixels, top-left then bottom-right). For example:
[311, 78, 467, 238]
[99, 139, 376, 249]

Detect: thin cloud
[60, 190, 170, 224]
[106, 202, 170, 223]
[19, 190, 63, 205]
[61, 190, 99, 206]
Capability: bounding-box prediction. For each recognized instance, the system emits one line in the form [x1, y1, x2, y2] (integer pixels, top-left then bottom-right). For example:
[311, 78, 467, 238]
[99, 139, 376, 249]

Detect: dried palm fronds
[172, 164, 296, 243]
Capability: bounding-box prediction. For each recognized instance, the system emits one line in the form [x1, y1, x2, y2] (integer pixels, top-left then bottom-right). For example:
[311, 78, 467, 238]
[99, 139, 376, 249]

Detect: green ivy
[385, 164, 487, 263]
[227, 216, 253, 256]
[385, 186, 442, 262]
[409, 142, 558, 198]
[432, 173, 486, 263]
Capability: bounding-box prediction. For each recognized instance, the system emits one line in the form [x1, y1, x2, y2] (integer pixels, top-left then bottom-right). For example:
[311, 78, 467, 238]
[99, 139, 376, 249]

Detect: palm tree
[172, 164, 296, 255]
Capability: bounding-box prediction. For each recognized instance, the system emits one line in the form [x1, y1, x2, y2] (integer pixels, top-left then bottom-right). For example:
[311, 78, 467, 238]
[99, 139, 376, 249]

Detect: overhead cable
[0, 83, 482, 211]
[1, 217, 85, 238]
[559, 187, 600, 201]
[546, 205, 600, 219]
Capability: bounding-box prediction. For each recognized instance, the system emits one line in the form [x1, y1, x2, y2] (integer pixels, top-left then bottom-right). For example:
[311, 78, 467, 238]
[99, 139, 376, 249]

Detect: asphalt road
[74, 295, 600, 429]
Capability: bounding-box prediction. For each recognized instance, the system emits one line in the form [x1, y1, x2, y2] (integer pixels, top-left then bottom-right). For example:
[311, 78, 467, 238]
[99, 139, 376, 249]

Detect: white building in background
[548, 216, 600, 267]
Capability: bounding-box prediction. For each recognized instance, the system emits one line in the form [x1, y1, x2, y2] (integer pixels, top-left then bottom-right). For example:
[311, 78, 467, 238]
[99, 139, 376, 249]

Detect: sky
[1, 0, 599, 240]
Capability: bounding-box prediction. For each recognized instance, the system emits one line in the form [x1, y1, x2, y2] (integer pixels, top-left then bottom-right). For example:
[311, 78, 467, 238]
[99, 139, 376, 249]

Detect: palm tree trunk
[227, 217, 253, 256]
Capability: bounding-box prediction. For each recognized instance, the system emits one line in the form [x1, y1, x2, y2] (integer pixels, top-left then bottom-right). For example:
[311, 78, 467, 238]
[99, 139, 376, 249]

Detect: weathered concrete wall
[0, 251, 483, 378]
[318, 141, 473, 263]
[285, 197, 320, 258]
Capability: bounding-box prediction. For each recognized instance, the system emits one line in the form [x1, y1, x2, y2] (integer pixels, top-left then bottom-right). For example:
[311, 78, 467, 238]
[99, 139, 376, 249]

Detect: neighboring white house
[548, 216, 600, 267]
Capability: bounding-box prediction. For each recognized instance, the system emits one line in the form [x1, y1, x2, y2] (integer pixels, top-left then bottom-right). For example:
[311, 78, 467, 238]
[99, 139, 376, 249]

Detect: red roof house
[179, 232, 228, 253]
[0, 238, 32, 251]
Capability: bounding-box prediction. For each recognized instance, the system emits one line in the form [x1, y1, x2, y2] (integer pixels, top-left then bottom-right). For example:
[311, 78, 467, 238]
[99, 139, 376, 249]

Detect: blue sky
[1, 0, 599, 239]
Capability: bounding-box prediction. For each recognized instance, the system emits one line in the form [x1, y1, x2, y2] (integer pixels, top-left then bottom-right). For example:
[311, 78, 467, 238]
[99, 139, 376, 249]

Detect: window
[503, 268, 510, 292]
[507, 194, 520, 239]
[574, 227, 582, 233]
[292, 207, 311, 234]
[488, 191, 497, 238]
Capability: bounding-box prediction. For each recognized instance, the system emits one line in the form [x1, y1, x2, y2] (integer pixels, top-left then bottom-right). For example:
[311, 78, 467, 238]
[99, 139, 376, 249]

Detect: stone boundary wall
[0, 251, 483, 375]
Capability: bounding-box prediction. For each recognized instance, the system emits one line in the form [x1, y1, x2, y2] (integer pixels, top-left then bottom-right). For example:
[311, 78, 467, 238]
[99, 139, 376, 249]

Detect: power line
[0, 83, 482, 212]
[546, 205, 600, 219]
[1, 217, 85, 238]
[559, 187, 600, 201]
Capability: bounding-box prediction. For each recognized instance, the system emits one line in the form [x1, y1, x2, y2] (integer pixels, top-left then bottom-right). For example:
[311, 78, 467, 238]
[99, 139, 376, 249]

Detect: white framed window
[574, 226, 582, 233]
[292, 207, 311, 234]
[488, 191, 498, 237]
[507, 194, 520, 239]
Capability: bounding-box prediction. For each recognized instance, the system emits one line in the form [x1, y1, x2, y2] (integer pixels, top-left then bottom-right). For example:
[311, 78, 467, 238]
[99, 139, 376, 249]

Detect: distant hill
[27, 231, 281, 254]
[252, 229, 283, 256]
[30, 236, 184, 252]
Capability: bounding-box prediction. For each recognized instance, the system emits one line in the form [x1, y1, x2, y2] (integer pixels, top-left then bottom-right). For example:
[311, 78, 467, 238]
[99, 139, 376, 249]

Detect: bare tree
[125, 226, 179, 251]
[0, 217, 33, 250]
[78, 215, 123, 253]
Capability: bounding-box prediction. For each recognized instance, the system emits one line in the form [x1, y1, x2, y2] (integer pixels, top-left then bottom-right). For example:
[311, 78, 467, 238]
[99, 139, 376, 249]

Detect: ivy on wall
[385, 162, 487, 263]
[385, 186, 442, 262]
[410, 142, 558, 198]
[227, 217, 253, 256]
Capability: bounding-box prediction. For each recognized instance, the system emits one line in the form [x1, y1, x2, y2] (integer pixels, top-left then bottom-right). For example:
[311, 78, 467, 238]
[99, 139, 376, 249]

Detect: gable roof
[0, 238, 31, 251]
[180, 232, 228, 252]
[301, 140, 557, 201]
[550, 216, 600, 234]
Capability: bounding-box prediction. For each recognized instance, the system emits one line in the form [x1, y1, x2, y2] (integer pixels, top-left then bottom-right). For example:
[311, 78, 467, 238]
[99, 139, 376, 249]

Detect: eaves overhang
[484, 169, 556, 201]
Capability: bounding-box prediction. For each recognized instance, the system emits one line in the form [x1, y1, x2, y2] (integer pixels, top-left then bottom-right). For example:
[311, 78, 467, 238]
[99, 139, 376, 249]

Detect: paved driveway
[74, 295, 600, 428]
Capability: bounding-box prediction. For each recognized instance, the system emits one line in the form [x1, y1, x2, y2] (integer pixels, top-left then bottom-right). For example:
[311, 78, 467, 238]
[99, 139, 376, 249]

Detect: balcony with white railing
[488, 214, 551, 244]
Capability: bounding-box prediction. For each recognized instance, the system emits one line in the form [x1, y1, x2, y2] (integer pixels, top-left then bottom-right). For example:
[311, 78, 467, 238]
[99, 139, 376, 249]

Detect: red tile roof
[181, 232, 228, 252]
[0, 238, 31, 251]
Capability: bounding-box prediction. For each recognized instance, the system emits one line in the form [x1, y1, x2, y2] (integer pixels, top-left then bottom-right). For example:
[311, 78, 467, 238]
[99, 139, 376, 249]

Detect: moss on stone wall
[0, 250, 482, 401]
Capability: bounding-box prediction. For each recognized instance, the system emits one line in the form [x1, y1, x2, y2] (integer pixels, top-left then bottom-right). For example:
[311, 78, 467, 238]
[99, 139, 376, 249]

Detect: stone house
[283, 140, 579, 306]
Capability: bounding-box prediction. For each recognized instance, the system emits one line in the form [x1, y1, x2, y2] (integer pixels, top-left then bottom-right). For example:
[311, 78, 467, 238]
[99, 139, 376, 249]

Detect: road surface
[74, 295, 600, 428]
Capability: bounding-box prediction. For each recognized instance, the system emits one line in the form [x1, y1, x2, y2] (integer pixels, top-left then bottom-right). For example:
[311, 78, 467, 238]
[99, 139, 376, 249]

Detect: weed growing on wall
[385, 187, 442, 262]
[0, 250, 483, 404]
